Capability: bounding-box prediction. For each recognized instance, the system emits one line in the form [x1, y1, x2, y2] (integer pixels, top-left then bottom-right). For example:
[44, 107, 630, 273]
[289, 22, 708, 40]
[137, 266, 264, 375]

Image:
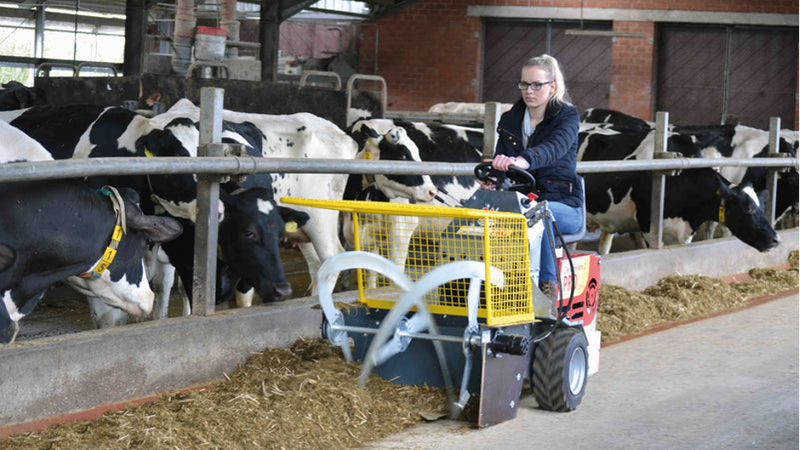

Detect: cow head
[135, 118, 224, 222]
[67, 187, 183, 316]
[218, 188, 310, 302]
[355, 125, 437, 202]
[774, 138, 799, 222]
[717, 180, 780, 253]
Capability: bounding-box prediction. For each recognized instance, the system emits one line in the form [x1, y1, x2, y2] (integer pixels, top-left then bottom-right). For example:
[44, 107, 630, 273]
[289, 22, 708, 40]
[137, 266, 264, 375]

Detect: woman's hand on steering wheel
[492, 154, 530, 171]
[474, 161, 537, 192]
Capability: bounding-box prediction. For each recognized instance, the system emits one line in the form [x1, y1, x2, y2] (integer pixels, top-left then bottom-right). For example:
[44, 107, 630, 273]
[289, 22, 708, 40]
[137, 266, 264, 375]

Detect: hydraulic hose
[531, 208, 577, 343]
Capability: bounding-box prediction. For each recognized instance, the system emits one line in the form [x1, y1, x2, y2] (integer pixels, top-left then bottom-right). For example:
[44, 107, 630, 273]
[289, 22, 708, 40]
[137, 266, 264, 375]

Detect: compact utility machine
[283, 163, 601, 427]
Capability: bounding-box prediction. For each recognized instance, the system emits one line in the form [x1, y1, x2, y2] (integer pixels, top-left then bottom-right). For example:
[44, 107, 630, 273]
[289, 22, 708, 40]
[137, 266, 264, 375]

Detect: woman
[490, 54, 583, 312]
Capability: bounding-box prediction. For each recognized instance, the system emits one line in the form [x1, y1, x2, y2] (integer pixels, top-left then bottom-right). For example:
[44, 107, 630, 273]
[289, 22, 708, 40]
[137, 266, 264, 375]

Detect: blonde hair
[523, 54, 571, 106]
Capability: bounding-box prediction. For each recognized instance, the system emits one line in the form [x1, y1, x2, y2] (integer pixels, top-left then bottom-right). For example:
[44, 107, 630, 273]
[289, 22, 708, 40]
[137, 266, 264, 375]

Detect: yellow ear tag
[144, 147, 155, 158]
[285, 221, 298, 233]
[363, 151, 372, 160]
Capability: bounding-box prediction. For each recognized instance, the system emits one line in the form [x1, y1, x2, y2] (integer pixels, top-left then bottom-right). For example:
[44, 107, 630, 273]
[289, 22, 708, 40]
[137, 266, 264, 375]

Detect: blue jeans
[540, 201, 583, 283]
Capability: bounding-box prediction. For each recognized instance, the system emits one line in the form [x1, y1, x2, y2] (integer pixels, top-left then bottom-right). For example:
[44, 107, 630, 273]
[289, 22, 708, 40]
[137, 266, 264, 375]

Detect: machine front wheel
[531, 327, 588, 412]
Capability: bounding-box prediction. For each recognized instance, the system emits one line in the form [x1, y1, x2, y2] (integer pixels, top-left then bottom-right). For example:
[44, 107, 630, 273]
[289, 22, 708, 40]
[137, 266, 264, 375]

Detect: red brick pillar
[792, 44, 800, 130]
[609, 21, 656, 121]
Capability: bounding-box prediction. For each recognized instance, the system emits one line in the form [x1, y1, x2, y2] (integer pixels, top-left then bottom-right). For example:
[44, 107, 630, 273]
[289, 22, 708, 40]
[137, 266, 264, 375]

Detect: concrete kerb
[0, 294, 333, 427]
[0, 228, 796, 430]
[601, 228, 798, 291]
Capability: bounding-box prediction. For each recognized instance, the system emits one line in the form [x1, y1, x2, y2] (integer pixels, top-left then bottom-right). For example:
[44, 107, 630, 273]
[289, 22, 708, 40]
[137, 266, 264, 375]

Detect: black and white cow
[578, 124, 781, 254]
[0, 180, 182, 343]
[341, 119, 484, 275]
[581, 108, 798, 237]
[580, 108, 652, 129]
[0, 120, 183, 335]
[348, 118, 482, 205]
[348, 120, 438, 203]
[148, 99, 355, 296]
[0, 81, 45, 111]
[739, 136, 799, 224]
[2, 103, 309, 321]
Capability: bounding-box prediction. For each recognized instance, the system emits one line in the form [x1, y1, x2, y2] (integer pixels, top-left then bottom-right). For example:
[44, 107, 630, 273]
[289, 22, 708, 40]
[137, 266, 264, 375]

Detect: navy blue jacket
[494, 98, 583, 208]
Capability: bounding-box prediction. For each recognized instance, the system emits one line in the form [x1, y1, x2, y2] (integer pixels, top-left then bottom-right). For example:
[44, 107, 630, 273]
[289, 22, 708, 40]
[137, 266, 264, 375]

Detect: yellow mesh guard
[282, 197, 535, 327]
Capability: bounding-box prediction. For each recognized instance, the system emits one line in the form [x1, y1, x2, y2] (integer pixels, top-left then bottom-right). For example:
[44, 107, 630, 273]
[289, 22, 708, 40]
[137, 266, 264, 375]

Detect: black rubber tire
[531, 327, 589, 412]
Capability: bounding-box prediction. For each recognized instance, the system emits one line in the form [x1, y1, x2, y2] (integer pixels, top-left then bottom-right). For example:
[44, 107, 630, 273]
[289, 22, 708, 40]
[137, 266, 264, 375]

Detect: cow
[427, 101, 513, 119]
[0, 180, 182, 343]
[2, 103, 309, 323]
[0, 120, 184, 334]
[147, 99, 356, 296]
[348, 120, 439, 203]
[581, 110, 798, 239]
[578, 124, 781, 255]
[580, 108, 652, 129]
[739, 137, 799, 224]
[348, 118, 482, 205]
[342, 119, 484, 277]
[0, 81, 46, 111]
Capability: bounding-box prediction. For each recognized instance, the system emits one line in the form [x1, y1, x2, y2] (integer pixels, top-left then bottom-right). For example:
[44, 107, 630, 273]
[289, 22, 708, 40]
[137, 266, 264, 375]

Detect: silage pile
[598, 250, 798, 341]
[0, 339, 446, 450]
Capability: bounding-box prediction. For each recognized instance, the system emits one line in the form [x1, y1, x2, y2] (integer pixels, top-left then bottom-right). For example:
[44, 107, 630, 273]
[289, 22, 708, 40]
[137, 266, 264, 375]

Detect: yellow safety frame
[282, 197, 535, 326]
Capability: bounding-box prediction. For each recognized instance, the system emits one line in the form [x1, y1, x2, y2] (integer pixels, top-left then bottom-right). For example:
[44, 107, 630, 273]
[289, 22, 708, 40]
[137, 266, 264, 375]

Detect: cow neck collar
[362, 149, 376, 184]
[716, 189, 726, 224]
[77, 186, 126, 279]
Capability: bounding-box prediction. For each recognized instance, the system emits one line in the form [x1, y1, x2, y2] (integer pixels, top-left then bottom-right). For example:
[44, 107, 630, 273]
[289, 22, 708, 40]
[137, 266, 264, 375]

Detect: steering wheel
[474, 161, 537, 192]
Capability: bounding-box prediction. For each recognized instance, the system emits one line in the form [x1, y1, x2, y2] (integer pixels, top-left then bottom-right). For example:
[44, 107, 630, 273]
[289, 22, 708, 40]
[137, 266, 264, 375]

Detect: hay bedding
[598, 250, 798, 342]
[2, 252, 797, 449]
[1, 339, 446, 450]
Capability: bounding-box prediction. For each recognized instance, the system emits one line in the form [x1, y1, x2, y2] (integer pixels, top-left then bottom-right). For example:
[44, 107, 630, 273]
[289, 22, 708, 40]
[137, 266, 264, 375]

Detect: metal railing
[0, 90, 796, 317]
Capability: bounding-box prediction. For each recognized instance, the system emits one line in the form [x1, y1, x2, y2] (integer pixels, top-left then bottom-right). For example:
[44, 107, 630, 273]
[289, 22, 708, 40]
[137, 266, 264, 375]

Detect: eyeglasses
[518, 81, 554, 91]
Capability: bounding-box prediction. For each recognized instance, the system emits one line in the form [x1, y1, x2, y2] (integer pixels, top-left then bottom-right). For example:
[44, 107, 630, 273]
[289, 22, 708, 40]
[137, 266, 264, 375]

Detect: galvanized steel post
[765, 117, 781, 224]
[193, 87, 224, 316]
[483, 102, 501, 159]
[649, 112, 669, 249]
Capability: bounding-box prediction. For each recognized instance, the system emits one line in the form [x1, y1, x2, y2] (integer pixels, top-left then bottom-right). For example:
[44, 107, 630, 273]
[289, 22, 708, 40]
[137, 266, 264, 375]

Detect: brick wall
[609, 22, 656, 121]
[359, 0, 798, 121]
[792, 49, 800, 130]
[358, 0, 481, 111]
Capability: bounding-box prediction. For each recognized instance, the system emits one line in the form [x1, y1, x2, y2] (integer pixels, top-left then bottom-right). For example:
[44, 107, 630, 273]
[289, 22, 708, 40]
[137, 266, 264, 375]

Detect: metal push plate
[477, 342, 527, 427]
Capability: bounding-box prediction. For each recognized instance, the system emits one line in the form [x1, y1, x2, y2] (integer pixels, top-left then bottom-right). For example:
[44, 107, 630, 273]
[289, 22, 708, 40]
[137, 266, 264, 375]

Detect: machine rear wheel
[531, 327, 588, 412]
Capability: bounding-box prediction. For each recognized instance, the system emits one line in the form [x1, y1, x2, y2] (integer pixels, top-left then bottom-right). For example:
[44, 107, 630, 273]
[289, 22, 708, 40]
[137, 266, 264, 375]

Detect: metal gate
[482, 20, 612, 115]
[657, 24, 798, 128]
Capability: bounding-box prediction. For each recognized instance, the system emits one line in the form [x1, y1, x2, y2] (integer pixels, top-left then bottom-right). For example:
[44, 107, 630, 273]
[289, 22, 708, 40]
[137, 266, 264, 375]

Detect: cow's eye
[244, 230, 258, 241]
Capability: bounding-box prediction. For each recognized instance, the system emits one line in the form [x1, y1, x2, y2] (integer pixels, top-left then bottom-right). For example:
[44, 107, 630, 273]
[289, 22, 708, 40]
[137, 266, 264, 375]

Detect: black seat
[558, 175, 586, 245]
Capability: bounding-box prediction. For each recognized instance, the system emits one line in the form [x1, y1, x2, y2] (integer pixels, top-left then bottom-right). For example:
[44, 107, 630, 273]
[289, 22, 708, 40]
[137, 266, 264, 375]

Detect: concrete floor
[366, 292, 799, 450]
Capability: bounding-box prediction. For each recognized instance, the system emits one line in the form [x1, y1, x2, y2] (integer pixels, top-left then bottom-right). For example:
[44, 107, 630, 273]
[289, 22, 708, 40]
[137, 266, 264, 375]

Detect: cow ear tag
[144, 147, 155, 158]
[285, 221, 298, 233]
[363, 151, 372, 160]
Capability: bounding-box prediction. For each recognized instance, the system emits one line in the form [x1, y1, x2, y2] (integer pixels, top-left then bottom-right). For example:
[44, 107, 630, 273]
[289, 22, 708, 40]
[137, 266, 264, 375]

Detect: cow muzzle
[0, 320, 18, 345]
[762, 234, 782, 252]
[264, 282, 292, 302]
